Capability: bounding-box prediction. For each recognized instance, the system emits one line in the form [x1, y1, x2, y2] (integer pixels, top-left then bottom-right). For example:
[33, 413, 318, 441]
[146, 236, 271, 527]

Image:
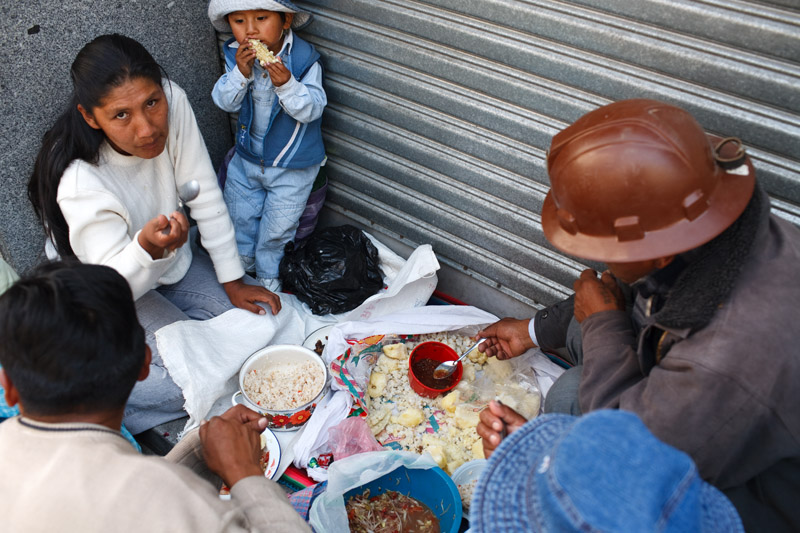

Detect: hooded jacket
[537, 186, 800, 532]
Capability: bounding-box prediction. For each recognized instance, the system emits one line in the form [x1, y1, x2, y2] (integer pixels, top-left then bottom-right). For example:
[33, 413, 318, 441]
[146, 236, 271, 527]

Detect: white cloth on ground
[155, 235, 439, 434]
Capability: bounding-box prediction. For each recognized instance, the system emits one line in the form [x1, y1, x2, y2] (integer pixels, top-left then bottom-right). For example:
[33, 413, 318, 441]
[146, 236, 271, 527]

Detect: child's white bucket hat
[209, 0, 312, 33]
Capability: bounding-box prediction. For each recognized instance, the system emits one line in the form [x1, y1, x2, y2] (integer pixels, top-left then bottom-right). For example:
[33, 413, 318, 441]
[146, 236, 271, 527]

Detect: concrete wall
[0, 1, 232, 274]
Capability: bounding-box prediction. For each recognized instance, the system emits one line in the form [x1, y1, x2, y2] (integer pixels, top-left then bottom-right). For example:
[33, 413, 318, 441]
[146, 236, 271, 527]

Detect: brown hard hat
[542, 99, 756, 262]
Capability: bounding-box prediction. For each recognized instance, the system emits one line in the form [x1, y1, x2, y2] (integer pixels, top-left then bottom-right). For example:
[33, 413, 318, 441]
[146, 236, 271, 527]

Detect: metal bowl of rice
[232, 344, 329, 431]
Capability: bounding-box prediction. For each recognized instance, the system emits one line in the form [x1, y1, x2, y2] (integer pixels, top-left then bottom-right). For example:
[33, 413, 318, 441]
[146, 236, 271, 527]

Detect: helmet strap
[714, 137, 747, 170]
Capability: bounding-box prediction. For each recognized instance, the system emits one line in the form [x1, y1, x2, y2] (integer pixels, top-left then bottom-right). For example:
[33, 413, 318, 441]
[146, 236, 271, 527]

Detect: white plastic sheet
[155, 234, 439, 434]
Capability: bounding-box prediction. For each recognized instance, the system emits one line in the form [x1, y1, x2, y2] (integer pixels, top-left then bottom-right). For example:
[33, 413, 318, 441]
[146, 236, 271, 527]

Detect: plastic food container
[232, 344, 329, 431]
[343, 465, 463, 533]
[451, 459, 488, 521]
[408, 341, 463, 399]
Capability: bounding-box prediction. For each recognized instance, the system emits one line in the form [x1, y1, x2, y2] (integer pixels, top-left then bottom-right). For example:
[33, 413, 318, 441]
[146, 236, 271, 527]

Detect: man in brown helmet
[476, 99, 800, 532]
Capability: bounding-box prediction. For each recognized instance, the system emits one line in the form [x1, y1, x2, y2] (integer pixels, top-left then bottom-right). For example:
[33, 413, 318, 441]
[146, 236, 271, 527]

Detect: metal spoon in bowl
[161, 180, 200, 235]
[433, 338, 486, 380]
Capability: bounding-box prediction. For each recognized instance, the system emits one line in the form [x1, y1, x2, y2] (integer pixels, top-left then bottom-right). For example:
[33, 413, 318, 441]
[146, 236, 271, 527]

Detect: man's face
[606, 257, 674, 284]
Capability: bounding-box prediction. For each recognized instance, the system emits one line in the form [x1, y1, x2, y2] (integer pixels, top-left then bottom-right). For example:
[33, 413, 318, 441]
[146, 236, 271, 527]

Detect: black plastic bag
[279, 225, 384, 315]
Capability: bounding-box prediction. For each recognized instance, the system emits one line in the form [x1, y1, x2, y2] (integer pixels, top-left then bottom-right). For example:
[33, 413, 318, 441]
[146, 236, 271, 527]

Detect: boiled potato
[447, 459, 465, 474]
[454, 405, 480, 429]
[441, 390, 460, 414]
[368, 372, 387, 398]
[484, 357, 513, 383]
[396, 408, 425, 427]
[461, 362, 477, 383]
[471, 438, 485, 460]
[467, 348, 488, 365]
[367, 408, 391, 436]
[382, 343, 408, 360]
[426, 444, 447, 469]
[375, 354, 401, 373]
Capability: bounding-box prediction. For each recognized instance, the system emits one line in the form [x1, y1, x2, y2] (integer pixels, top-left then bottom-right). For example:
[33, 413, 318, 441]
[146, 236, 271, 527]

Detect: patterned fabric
[289, 481, 327, 523]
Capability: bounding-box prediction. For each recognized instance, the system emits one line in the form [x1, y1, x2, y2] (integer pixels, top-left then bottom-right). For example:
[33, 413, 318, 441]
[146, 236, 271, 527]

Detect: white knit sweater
[57, 81, 243, 300]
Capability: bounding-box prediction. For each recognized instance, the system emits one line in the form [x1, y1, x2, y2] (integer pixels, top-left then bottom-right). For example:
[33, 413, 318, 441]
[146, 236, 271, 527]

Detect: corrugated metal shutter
[291, 0, 800, 314]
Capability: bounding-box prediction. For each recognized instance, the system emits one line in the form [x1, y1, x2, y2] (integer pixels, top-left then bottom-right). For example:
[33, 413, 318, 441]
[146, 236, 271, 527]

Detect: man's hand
[477, 318, 536, 360]
[199, 405, 268, 489]
[476, 400, 527, 458]
[223, 278, 281, 315]
[138, 212, 190, 260]
[573, 269, 624, 323]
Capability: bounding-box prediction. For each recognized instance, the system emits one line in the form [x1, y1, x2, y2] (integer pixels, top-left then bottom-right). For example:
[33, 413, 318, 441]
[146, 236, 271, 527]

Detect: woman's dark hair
[27, 34, 167, 257]
[0, 261, 146, 415]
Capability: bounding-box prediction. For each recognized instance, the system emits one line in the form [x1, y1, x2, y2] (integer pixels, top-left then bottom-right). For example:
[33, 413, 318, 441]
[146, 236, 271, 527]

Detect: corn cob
[248, 39, 279, 67]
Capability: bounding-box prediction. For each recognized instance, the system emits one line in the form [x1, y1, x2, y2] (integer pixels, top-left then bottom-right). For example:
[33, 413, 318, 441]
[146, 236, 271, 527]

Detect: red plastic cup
[408, 341, 463, 399]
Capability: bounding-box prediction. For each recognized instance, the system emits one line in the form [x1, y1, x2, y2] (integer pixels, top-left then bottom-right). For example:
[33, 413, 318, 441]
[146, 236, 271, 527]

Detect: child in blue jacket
[209, 0, 327, 290]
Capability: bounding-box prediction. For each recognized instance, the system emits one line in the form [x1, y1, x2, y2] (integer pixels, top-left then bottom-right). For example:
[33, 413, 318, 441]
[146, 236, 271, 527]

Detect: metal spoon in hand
[162, 180, 200, 235]
[432, 338, 486, 380]
[176, 180, 200, 209]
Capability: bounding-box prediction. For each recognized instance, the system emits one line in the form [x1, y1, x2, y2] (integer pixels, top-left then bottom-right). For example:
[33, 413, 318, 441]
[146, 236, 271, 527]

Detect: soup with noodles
[346, 489, 440, 533]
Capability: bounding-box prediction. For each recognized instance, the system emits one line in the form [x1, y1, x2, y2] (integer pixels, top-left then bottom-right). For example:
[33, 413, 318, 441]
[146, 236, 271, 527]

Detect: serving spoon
[161, 180, 200, 235]
[432, 338, 486, 380]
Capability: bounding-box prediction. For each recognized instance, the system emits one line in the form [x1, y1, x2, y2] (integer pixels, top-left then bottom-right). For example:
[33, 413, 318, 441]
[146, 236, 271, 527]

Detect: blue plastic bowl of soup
[343, 465, 463, 532]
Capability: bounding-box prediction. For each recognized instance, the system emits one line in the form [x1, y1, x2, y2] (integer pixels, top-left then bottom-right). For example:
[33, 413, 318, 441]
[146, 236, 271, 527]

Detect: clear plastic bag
[308, 451, 449, 533]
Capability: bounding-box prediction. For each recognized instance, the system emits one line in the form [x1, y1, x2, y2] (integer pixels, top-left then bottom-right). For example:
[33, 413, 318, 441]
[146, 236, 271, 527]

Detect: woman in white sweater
[27, 34, 280, 434]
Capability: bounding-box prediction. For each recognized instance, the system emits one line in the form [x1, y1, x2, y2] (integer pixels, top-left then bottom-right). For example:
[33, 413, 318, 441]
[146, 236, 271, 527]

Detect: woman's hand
[223, 278, 281, 315]
[235, 41, 256, 78]
[477, 318, 536, 361]
[138, 212, 190, 260]
[199, 404, 267, 489]
[265, 59, 291, 87]
[476, 400, 528, 458]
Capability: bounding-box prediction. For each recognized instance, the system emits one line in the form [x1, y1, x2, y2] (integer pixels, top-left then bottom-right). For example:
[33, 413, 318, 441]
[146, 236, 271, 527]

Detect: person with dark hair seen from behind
[477, 99, 800, 532]
[0, 261, 310, 532]
[27, 34, 281, 435]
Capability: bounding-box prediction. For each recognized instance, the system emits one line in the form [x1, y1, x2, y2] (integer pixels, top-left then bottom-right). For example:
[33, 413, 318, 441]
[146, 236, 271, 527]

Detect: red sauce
[411, 357, 458, 390]
[260, 450, 270, 473]
[346, 489, 440, 533]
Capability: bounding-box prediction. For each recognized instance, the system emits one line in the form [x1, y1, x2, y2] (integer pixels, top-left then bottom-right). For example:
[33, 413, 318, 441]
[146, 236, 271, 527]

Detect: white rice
[243, 360, 324, 410]
[458, 479, 478, 510]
